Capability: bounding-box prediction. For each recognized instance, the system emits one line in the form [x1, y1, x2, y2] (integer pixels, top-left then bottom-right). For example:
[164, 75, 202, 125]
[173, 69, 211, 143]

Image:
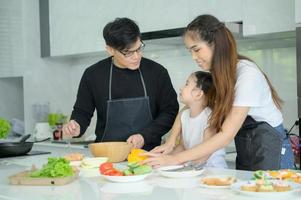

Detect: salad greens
[30, 157, 74, 178]
[0, 118, 11, 139]
[123, 162, 152, 175]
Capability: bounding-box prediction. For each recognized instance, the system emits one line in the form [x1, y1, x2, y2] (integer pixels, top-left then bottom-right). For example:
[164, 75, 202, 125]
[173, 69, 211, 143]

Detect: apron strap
[109, 59, 148, 100]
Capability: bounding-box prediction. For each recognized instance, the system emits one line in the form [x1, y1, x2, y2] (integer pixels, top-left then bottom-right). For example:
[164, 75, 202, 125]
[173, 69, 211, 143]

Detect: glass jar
[53, 123, 63, 140]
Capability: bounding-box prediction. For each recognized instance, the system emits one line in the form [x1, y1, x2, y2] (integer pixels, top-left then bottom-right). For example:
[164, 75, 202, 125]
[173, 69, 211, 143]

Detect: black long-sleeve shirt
[71, 57, 179, 149]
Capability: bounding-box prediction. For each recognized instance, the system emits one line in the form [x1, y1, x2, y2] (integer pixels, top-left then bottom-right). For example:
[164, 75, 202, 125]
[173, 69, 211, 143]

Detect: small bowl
[80, 157, 108, 169]
[88, 142, 131, 163]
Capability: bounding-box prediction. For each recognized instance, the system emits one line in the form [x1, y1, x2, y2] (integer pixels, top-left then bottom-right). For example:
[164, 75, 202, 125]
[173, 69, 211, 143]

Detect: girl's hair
[185, 14, 283, 132]
[193, 71, 215, 108]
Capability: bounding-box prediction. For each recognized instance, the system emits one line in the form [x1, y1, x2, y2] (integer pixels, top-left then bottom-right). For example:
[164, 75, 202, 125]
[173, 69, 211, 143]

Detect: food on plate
[64, 153, 84, 161]
[201, 176, 236, 186]
[257, 183, 274, 192]
[240, 179, 292, 192]
[273, 181, 292, 192]
[127, 149, 148, 163]
[240, 182, 257, 192]
[99, 162, 152, 176]
[30, 157, 74, 178]
[80, 157, 108, 169]
[252, 170, 301, 183]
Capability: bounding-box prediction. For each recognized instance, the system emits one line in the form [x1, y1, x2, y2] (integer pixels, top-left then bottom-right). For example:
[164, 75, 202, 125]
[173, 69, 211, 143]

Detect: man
[63, 17, 179, 150]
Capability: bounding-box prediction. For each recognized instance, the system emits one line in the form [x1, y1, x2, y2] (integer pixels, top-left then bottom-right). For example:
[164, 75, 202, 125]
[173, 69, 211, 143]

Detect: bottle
[53, 123, 63, 140]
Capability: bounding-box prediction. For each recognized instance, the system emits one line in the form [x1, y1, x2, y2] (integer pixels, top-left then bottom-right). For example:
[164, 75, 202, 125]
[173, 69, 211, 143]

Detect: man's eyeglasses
[118, 43, 145, 58]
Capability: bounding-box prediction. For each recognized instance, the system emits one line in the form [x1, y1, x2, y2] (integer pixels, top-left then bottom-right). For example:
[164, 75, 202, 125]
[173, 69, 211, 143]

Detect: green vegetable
[123, 162, 152, 175]
[133, 165, 152, 175]
[0, 118, 11, 139]
[30, 157, 74, 178]
[253, 170, 268, 180]
[128, 162, 140, 170]
[123, 169, 133, 176]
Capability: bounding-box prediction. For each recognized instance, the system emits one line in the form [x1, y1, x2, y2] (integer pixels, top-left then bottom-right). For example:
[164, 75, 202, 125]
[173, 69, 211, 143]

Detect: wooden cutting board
[9, 169, 79, 186]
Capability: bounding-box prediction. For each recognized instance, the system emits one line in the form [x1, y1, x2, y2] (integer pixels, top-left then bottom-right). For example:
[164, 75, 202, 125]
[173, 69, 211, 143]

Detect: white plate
[80, 157, 108, 169]
[100, 182, 153, 194]
[102, 173, 151, 183]
[231, 180, 301, 197]
[200, 175, 236, 189]
[157, 165, 204, 178]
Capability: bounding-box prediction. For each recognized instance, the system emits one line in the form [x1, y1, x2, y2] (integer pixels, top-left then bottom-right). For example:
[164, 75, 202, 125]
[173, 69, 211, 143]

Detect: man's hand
[62, 120, 80, 137]
[127, 134, 144, 149]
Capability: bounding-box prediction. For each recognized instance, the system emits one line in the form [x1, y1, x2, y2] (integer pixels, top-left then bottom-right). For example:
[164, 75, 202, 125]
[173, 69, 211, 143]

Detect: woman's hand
[150, 142, 175, 154]
[62, 120, 80, 137]
[143, 152, 180, 168]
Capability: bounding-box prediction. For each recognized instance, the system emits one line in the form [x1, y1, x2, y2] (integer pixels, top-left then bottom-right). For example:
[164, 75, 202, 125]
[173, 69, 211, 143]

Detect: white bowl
[102, 172, 151, 183]
[80, 157, 108, 169]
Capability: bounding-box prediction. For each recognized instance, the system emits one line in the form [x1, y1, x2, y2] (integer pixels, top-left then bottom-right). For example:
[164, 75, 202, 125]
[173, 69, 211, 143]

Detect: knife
[163, 163, 204, 172]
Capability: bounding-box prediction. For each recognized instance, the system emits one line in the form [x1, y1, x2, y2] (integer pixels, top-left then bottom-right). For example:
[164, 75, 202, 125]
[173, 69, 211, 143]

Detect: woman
[145, 14, 294, 170]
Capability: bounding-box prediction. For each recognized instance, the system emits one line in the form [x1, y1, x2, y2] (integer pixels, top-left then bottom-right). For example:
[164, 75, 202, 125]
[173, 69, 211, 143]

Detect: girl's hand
[142, 152, 180, 169]
[150, 142, 175, 154]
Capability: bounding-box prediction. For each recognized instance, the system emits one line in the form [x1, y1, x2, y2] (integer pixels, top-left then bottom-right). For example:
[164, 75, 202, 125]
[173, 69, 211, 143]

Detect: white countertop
[0, 143, 300, 200]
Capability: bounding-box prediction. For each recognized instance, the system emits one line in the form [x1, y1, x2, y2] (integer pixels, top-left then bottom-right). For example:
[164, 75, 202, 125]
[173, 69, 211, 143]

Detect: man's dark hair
[103, 17, 141, 51]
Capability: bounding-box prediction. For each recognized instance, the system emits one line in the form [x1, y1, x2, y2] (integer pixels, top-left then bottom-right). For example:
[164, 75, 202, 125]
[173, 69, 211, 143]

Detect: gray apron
[101, 61, 153, 148]
[234, 116, 282, 171]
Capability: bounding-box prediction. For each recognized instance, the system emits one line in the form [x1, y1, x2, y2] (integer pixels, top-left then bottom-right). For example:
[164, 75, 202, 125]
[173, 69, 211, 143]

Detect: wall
[0, 0, 298, 140]
[0, 77, 24, 121]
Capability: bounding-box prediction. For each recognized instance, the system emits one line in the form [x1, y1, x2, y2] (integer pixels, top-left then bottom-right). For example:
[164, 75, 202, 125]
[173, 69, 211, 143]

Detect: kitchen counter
[0, 144, 300, 200]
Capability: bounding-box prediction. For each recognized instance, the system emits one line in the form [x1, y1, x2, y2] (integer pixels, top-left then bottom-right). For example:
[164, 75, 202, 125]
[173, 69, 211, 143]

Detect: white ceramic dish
[80, 157, 108, 169]
[100, 182, 153, 194]
[157, 165, 204, 178]
[200, 175, 236, 189]
[102, 173, 151, 183]
[231, 180, 301, 197]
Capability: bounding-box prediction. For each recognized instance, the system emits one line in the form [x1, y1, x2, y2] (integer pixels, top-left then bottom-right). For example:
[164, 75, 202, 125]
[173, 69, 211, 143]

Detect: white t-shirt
[233, 60, 283, 127]
[181, 108, 227, 168]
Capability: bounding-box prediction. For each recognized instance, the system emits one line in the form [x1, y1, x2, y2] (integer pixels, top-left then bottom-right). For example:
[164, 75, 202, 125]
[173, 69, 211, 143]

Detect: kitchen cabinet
[40, 0, 297, 57]
[242, 0, 295, 36]
[296, 0, 301, 24]
[187, 0, 243, 23]
[40, 0, 191, 57]
[40, 0, 245, 57]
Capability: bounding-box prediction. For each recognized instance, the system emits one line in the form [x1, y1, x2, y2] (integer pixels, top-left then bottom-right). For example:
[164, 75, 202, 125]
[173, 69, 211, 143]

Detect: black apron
[101, 61, 153, 149]
[234, 116, 282, 171]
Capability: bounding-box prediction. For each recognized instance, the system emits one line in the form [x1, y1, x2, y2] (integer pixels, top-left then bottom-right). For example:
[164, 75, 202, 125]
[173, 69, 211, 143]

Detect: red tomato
[110, 171, 124, 176]
[99, 162, 113, 173]
[102, 168, 117, 175]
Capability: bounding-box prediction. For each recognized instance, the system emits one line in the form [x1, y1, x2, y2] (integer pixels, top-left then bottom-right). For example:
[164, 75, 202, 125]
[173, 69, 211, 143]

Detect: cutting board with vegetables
[9, 169, 78, 186]
[9, 157, 79, 186]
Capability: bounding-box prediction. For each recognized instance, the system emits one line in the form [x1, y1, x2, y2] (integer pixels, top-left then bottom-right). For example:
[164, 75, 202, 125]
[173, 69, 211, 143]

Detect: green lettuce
[30, 157, 74, 178]
[0, 118, 11, 139]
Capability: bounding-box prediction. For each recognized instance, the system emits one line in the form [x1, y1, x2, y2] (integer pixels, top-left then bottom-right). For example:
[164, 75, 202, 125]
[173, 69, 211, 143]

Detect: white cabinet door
[296, 0, 301, 24]
[187, 0, 243, 22]
[242, 0, 295, 36]
[42, 0, 191, 57]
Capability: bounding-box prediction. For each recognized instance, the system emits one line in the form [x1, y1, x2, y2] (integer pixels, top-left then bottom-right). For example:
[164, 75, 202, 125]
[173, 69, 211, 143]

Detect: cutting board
[9, 169, 79, 186]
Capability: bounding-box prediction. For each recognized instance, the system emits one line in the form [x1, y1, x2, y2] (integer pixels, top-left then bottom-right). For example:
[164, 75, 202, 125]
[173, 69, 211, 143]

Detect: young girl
[170, 71, 227, 168]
